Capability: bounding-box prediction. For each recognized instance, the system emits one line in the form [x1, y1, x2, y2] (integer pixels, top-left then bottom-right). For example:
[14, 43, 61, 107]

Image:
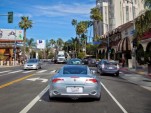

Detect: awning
[117, 37, 131, 52]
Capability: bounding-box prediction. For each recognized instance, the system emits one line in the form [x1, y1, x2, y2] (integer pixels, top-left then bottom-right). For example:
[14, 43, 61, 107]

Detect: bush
[77, 52, 85, 59]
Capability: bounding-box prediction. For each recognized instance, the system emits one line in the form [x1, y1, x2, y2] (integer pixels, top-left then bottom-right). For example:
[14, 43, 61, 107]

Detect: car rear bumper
[49, 84, 101, 99]
[102, 69, 119, 74]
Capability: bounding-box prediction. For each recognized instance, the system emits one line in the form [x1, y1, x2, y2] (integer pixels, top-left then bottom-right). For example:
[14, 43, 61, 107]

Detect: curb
[0, 65, 22, 68]
[120, 68, 151, 79]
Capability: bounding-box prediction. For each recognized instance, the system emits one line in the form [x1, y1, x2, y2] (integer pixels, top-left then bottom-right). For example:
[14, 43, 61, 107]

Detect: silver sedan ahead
[24, 59, 42, 70]
[48, 65, 101, 101]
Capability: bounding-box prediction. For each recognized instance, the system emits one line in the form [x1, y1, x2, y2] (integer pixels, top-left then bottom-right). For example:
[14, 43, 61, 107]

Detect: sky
[0, 0, 95, 42]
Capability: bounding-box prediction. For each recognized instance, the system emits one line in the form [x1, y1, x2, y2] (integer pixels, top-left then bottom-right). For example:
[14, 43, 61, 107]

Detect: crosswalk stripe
[22, 70, 34, 73]
[36, 70, 47, 73]
[8, 70, 23, 74]
[0, 70, 12, 73]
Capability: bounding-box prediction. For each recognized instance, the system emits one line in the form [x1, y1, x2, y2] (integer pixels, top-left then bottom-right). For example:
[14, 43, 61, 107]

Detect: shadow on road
[41, 90, 99, 103]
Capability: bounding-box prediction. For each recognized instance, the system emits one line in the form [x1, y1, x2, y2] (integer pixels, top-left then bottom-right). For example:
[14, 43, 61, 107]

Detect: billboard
[37, 40, 45, 49]
[0, 29, 23, 41]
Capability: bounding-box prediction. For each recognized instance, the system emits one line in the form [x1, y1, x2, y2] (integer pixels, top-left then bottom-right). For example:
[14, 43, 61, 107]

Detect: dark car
[88, 58, 97, 67]
[66, 58, 83, 65]
[97, 59, 119, 76]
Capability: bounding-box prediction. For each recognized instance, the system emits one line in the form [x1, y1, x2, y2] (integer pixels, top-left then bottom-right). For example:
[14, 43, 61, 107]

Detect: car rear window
[27, 59, 38, 63]
[63, 66, 87, 74]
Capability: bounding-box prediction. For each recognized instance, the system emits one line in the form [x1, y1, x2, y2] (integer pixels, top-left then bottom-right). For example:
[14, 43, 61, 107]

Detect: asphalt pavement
[0, 63, 151, 113]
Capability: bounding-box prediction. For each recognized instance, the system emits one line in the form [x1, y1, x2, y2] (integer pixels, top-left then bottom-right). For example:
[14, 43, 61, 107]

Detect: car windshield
[27, 59, 38, 63]
[63, 66, 87, 74]
[58, 55, 64, 57]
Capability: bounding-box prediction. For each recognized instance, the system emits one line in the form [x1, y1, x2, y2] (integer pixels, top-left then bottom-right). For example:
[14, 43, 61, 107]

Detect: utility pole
[14, 27, 17, 65]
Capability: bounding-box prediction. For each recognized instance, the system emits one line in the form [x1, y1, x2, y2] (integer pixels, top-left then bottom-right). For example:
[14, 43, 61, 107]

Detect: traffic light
[8, 12, 13, 23]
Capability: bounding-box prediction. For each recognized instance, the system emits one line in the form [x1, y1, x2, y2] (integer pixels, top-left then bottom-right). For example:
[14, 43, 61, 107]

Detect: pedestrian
[122, 58, 125, 67]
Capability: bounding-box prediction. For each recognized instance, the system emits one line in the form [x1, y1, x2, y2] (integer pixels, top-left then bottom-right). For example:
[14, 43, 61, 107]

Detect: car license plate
[108, 67, 113, 69]
[66, 87, 83, 93]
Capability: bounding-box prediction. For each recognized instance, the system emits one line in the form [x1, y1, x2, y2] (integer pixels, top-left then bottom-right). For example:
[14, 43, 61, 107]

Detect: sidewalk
[0, 64, 23, 68]
[120, 67, 151, 90]
[120, 66, 151, 78]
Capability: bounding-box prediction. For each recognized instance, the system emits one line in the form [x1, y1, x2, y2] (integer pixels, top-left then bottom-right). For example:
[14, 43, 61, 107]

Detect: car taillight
[52, 78, 64, 83]
[86, 79, 97, 83]
[102, 64, 105, 68]
[117, 64, 119, 69]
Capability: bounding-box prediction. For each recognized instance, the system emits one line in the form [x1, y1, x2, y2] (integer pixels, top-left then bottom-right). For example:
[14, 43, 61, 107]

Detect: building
[95, 0, 144, 37]
[0, 29, 23, 65]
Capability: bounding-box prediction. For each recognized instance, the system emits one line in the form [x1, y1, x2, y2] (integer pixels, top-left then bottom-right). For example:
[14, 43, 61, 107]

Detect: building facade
[95, 0, 144, 37]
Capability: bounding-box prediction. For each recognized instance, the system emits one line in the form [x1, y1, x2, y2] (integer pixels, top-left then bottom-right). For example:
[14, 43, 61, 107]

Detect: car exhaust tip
[90, 91, 97, 95]
[53, 91, 60, 95]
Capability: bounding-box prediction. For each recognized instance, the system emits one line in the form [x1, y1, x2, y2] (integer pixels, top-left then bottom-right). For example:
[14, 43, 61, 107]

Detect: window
[63, 66, 87, 74]
[126, 6, 129, 22]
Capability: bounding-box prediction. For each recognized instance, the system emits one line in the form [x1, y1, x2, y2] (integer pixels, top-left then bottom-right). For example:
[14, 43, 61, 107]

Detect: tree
[49, 39, 56, 47]
[19, 16, 32, 62]
[56, 38, 64, 50]
[90, 7, 102, 41]
[26, 38, 35, 58]
[72, 19, 77, 37]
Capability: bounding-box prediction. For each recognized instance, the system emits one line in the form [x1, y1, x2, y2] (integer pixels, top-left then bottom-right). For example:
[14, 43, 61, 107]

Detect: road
[0, 62, 151, 113]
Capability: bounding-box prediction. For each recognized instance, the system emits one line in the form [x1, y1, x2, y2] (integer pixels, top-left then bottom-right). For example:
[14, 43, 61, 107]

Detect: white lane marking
[100, 82, 128, 113]
[50, 70, 57, 73]
[20, 85, 49, 113]
[8, 70, 23, 74]
[36, 70, 47, 73]
[22, 70, 34, 73]
[26, 77, 48, 83]
[0, 70, 11, 73]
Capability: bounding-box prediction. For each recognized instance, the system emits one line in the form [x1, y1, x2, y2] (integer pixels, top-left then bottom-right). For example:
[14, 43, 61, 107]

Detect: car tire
[49, 95, 54, 101]
[116, 72, 119, 76]
[95, 94, 101, 101]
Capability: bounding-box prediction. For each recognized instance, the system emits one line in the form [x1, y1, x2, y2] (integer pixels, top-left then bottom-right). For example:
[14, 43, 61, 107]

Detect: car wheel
[49, 95, 54, 101]
[115, 72, 119, 76]
[95, 94, 101, 101]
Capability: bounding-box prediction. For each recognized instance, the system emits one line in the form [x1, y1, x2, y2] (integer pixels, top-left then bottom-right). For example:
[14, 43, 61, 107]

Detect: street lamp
[125, 0, 137, 70]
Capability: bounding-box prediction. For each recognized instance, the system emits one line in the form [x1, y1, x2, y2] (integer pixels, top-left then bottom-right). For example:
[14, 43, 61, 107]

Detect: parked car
[24, 58, 42, 70]
[97, 59, 119, 76]
[66, 58, 83, 65]
[88, 58, 97, 67]
[48, 65, 101, 100]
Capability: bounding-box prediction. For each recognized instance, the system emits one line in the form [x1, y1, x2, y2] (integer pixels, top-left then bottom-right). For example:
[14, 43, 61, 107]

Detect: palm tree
[90, 7, 103, 41]
[26, 38, 35, 58]
[50, 39, 56, 47]
[56, 38, 64, 50]
[71, 19, 77, 37]
[19, 16, 32, 61]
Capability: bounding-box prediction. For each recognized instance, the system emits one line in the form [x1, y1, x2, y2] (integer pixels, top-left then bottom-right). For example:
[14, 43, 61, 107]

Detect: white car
[24, 59, 42, 70]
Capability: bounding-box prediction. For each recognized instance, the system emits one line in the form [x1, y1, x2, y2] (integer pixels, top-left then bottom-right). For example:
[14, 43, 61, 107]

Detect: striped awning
[117, 37, 131, 52]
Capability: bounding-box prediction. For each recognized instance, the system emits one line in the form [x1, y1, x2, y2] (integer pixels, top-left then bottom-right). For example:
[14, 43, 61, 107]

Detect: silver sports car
[48, 65, 101, 100]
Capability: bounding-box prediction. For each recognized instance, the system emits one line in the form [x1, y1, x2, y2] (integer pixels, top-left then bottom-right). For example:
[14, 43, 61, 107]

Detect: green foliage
[86, 44, 97, 56]
[0, 54, 5, 60]
[90, 7, 102, 22]
[77, 52, 85, 59]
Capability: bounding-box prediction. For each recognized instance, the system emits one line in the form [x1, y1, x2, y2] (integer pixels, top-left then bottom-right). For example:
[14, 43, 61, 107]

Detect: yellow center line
[0, 74, 34, 89]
